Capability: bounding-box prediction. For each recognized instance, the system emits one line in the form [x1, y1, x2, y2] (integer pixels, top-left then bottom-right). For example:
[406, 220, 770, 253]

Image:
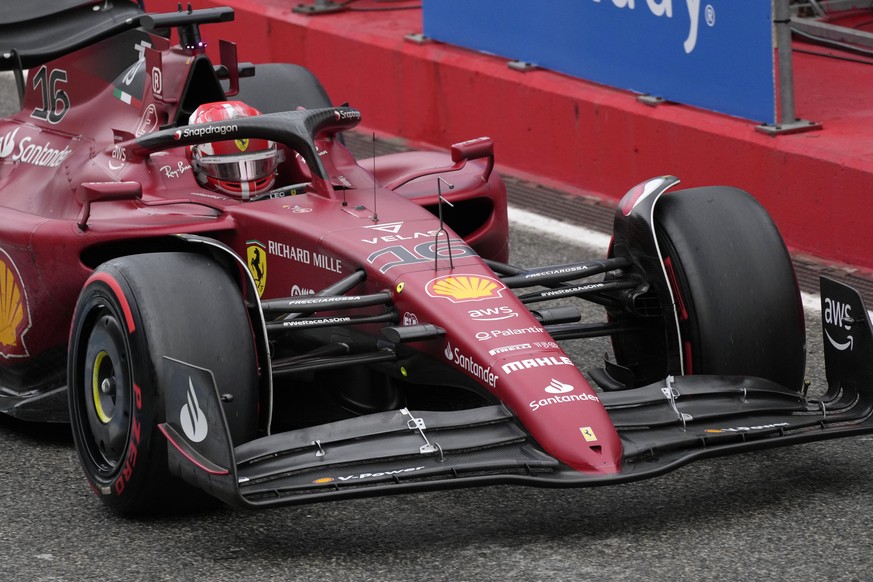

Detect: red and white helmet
[187, 101, 278, 199]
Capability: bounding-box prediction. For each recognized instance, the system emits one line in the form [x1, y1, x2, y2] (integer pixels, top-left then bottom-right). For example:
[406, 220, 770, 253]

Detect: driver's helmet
[187, 101, 278, 198]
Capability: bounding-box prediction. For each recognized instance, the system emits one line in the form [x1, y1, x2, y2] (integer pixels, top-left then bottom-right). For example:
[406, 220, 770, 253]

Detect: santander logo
[529, 378, 600, 412]
[544, 378, 574, 394]
[180, 377, 208, 442]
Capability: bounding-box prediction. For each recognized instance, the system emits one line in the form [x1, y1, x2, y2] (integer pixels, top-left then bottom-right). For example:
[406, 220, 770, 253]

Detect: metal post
[776, 0, 796, 124]
[757, 0, 821, 135]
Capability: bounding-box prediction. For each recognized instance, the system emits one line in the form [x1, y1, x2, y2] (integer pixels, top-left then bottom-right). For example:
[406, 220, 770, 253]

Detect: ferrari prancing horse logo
[0, 248, 31, 358]
[246, 241, 267, 297]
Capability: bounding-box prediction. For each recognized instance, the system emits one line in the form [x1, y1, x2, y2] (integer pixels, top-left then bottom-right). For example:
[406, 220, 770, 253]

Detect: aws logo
[823, 296, 857, 352]
[0, 248, 31, 358]
[468, 306, 517, 321]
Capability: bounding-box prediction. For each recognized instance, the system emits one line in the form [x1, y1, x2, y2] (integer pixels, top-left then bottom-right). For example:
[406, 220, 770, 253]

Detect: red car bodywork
[0, 6, 621, 476]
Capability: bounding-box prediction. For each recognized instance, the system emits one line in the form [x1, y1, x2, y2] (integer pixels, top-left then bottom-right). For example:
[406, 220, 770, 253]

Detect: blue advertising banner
[422, 0, 775, 123]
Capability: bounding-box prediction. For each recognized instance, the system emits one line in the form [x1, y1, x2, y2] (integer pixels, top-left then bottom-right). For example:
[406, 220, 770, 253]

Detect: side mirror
[450, 137, 493, 163]
[77, 181, 143, 230]
[450, 136, 494, 181]
[383, 136, 496, 191]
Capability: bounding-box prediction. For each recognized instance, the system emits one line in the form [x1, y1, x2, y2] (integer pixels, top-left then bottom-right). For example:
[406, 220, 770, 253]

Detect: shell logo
[425, 275, 505, 303]
[0, 249, 30, 358]
[313, 477, 334, 484]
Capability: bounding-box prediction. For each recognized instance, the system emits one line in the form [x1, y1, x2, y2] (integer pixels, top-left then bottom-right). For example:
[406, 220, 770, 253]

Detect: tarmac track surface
[1, 74, 872, 582]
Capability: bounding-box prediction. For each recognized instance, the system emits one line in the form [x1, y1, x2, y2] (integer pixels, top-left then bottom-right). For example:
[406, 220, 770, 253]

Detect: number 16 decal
[31, 66, 70, 125]
[367, 240, 477, 273]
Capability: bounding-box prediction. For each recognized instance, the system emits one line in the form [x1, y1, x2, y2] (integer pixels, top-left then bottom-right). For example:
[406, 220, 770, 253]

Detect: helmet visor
[197, 147, 278, 182]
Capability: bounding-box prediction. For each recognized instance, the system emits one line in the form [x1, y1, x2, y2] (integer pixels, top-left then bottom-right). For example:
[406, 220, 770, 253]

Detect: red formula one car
[1, 1, 872, 515]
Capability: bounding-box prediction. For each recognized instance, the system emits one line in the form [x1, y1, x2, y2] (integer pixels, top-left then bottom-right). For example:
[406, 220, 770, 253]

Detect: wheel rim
[77, 307, 133, 479]
[91, 350, 115, 423]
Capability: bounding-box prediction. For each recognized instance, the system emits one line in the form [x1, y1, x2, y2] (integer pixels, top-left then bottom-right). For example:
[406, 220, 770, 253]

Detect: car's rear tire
[236, 63, 333, 113]
[68, 252, 258, 515]
[236, 63, 342, 178]
[612, 186, 806, 390]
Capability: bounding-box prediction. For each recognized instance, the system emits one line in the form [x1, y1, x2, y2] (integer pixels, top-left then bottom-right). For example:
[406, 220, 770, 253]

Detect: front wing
[159, 276, 873, 509]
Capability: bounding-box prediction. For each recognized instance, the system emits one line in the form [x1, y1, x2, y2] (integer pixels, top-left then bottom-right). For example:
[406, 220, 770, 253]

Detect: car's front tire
[611, 186, 806, 390]
[68, 252, 258, 515]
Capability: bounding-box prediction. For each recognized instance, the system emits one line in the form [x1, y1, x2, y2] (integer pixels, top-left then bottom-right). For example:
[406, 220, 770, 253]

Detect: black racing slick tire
[68, 252, 258, 515]
[612, 187, 806, 391]
[236, 63, 334, 113]
[657, 186, 805, 389]
[235, 62, 344, 164]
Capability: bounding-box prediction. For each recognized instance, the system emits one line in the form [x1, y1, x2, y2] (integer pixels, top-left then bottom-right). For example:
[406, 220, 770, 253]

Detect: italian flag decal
[113, 87, 141, 107]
